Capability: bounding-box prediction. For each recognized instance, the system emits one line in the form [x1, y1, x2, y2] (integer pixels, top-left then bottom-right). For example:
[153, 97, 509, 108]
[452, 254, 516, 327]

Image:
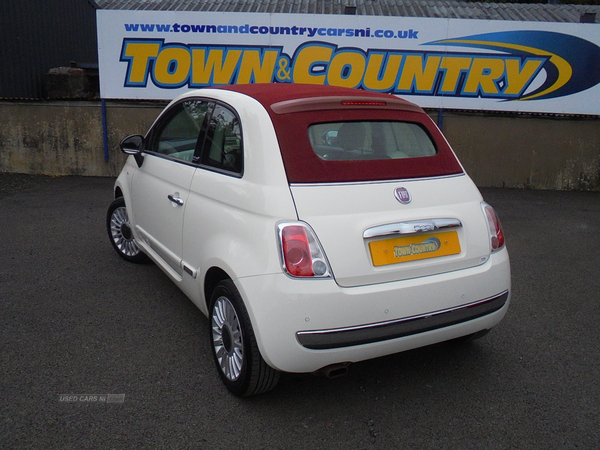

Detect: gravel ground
[0, 173, 52, 198]
[1, 174, 599, 449]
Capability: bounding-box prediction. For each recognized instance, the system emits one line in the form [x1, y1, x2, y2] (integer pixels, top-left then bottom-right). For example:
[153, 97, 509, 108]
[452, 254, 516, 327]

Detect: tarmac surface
[1, 173, 599, 449]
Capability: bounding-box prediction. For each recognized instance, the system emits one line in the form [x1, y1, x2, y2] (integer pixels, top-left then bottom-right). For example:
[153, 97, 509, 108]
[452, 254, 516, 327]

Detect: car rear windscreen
[308, 121, 437, 161]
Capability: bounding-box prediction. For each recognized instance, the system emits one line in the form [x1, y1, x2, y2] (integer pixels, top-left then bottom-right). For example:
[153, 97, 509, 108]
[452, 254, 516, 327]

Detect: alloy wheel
[211, 296, 244, 381]
[110, 205, 142, 258]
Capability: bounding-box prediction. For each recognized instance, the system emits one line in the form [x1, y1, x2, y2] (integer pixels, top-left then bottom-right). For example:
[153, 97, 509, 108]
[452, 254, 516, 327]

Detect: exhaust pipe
[315, 362, 350, 379]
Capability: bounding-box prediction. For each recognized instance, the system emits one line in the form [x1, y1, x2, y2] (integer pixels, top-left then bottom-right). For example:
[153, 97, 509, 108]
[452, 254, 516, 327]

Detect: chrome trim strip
[296, 291, 509, 350]
[289, 173, 466, 188]
[363, 218, 462, 239]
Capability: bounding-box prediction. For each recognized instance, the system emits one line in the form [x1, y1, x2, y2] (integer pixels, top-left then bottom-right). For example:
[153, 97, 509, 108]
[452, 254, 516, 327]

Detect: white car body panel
[237, 248, 510, 373]
[129, 155, 196, 280]
[180, 168, 297, 313]
[290, 174, 491, 287]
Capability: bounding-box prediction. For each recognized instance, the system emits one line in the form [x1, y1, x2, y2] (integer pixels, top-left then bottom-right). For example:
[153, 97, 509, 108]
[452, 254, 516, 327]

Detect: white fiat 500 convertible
[107, 84, 510, 396]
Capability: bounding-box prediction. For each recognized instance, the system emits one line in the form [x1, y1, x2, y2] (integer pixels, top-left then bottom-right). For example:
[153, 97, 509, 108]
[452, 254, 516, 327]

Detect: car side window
[150, 100, 212, 163]
[200, 104, 243, 175]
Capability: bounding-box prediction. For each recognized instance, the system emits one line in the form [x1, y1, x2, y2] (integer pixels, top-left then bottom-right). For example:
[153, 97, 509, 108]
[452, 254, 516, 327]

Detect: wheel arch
[204, 266, 232, 311]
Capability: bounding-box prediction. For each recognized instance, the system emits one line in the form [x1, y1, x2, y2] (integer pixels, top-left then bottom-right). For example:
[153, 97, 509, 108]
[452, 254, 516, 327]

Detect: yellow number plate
[369, 231, 461, 267]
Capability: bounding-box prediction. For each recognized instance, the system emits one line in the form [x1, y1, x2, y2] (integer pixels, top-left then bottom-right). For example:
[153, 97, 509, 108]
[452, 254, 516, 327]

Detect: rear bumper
[297, 290, 508, 350]
[236, 247, 510, 373]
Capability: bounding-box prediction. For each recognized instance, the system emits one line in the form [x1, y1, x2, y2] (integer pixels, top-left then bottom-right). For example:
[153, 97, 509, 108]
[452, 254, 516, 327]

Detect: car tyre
[106, 197, 149, 264]
[209, 279, 280, 396]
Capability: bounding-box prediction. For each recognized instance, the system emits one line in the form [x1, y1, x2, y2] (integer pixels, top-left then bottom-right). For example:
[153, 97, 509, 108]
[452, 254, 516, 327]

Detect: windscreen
[308, 121, 437, 161]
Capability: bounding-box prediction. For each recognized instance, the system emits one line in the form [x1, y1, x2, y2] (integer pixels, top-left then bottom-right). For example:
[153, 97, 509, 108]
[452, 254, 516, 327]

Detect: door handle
[167, 194, 184, 206]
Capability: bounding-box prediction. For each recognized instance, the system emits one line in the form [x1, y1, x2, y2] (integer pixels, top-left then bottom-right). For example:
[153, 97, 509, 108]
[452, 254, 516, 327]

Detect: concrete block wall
[435, 111, 600, 191]
[0, 101, 164, 177]
[1, 101, 599, 191]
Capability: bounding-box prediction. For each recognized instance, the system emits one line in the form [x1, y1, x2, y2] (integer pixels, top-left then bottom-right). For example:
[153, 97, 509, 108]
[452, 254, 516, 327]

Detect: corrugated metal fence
[96, 0, 600, 23]
[0, 0, 99, 100]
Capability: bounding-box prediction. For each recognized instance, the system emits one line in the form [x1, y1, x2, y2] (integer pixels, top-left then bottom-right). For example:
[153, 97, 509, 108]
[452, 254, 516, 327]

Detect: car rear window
[267, 108, 463, 184]
[308, 121, 437, 161]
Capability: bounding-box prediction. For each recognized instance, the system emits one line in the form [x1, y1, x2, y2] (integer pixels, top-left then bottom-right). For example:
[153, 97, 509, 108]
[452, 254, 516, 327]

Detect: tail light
[481, 203, 505, 252]
[277, 222, 331, 278]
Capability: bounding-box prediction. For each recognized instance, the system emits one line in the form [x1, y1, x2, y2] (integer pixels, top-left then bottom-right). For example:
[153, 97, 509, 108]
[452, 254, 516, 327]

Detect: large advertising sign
[97, 10, 600, 114]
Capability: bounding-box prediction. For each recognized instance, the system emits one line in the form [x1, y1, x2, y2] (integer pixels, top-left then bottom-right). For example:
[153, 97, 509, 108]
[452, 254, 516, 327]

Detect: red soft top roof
[214, 83, 463, 183]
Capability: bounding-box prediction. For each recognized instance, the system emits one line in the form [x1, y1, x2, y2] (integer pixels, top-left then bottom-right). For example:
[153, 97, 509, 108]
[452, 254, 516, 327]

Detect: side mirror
[119, 135, 144, 167]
